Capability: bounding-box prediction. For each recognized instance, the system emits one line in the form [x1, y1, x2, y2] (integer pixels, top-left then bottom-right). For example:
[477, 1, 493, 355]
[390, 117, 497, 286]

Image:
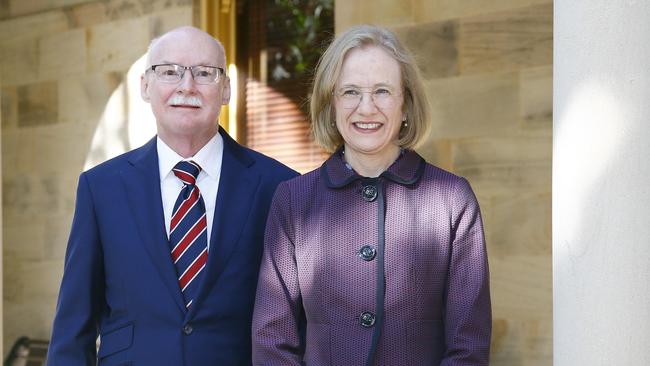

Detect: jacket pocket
[98, 323, 134, 359]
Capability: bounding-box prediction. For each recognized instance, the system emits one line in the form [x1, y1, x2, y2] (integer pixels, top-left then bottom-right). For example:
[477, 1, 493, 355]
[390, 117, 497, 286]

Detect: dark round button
[361, 185, 378, 202]
[359, 311, 376, 328]
[182, 324, 193, 335]
[358, 245, 377, 261]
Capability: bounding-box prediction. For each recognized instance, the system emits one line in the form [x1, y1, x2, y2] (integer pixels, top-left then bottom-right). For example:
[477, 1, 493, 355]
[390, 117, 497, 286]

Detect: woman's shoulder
[422, 162, 464, 181]
[418, 158, 475, 197]
[275, 165, 323, 194]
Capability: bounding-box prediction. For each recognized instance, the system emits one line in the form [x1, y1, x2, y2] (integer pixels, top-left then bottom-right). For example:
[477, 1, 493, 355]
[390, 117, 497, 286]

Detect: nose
[356, 91, 378, 114]
[177, 69, 197, 92]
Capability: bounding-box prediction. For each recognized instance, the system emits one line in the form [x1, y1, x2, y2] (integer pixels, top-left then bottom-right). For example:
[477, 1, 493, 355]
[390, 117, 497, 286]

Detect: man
[47, 26, 297, 365]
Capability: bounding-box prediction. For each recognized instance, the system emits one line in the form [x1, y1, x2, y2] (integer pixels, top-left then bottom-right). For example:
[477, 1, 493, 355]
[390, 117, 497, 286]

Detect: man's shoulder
[83, 139, 155, 179]
[223, 140, 298, 183]
[245, 147, 297, 176]
[218, 127, 297, 180]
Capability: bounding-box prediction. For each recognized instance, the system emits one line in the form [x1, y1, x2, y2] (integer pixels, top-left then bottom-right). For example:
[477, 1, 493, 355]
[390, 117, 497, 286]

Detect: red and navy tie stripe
[170, 160, 208, 309]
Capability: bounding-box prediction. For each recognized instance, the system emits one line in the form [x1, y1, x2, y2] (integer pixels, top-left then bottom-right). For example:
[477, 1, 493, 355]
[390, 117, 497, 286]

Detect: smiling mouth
[170, 104, 200, 109]
[354, 122, 382, 130]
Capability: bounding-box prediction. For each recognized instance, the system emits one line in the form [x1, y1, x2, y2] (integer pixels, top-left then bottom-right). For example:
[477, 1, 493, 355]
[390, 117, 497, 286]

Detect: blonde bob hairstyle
[311, 24, 431, 152]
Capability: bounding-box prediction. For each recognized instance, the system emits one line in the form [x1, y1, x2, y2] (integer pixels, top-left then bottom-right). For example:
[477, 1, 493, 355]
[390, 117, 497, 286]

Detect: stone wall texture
[336, 1, 553, 365]
[1, 0, 193, 354]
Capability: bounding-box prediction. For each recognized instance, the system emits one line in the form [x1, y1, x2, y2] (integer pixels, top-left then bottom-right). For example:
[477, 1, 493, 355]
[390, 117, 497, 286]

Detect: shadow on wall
[84, 54, 156, 170]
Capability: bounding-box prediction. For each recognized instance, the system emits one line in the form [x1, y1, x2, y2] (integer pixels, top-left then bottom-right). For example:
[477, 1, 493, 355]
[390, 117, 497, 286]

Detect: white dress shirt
[157, 134, 223, 248]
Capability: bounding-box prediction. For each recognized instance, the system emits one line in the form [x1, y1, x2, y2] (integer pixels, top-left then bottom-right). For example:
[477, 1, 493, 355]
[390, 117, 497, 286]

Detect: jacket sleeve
[252, 182, 304, 365]
[47, 173, 105, 365]
[441, 178, 492, 366]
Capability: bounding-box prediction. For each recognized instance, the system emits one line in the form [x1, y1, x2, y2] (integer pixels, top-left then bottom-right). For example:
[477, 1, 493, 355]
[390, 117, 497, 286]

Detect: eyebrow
[338, 82, 397, 89]
[156, 61, 220, 67]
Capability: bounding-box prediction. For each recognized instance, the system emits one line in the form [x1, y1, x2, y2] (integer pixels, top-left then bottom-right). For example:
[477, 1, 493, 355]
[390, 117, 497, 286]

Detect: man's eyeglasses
[147, 64, 225, 84]
[334, 86, 403, 109]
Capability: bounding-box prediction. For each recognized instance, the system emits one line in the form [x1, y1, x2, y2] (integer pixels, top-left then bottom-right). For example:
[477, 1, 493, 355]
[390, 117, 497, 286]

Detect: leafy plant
[267, 0, 334, 81]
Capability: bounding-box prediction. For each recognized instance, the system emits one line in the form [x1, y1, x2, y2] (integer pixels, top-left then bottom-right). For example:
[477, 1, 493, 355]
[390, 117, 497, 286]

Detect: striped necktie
[170, 160, 208, 309]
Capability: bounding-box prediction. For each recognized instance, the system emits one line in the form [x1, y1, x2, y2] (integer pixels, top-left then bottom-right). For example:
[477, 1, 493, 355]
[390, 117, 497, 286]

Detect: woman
[253, 25, 491, 365]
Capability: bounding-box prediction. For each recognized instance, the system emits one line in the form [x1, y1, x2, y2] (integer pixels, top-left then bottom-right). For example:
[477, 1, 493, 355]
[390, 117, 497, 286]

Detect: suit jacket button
[358, 245, 376, 261]
[359, 311, 376, 328]
[361, 185, 378, 202]
[183, 324, 193, 335]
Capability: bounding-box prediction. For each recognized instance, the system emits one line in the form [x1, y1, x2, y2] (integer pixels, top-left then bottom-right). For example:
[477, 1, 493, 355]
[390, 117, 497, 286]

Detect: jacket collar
[321, 147, 426, 188]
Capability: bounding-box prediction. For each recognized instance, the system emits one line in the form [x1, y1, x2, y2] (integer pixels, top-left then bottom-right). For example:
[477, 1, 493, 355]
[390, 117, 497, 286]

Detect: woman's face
[334, 45, 405, 161]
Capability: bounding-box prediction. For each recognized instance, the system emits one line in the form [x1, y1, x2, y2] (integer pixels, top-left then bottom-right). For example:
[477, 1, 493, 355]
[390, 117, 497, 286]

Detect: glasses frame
[147, 63, 226, 84]
[333, 86, 404, 110]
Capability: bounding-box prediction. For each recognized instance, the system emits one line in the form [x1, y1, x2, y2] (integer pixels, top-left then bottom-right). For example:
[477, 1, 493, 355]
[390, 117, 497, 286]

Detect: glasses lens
[372, 88, 395, 109]
[336, 87, 400, 109]
[151, 64, 223, 84]
[337, 88, 361, 109]
[192, 66, 220, 84]
[154, 65, 181, 82]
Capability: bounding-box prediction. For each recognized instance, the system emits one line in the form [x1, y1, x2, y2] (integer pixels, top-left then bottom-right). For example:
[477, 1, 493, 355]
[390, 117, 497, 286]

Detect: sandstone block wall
[1, 0, 193, 353]
[336, 1, 553, 365]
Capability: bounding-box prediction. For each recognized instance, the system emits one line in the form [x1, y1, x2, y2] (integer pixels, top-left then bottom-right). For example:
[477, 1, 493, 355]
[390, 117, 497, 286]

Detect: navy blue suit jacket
[48, 128, 298, 365]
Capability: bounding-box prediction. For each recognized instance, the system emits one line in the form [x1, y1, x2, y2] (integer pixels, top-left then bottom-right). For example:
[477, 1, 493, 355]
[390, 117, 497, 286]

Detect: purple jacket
[253, 150, 491, 365]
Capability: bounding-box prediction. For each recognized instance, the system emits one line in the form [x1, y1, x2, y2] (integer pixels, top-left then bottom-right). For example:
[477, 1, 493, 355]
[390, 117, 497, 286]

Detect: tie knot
[173, 160, 202, 186]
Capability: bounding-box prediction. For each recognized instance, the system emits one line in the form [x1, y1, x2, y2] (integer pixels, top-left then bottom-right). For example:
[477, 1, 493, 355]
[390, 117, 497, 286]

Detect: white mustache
[168, 94, 203, 107]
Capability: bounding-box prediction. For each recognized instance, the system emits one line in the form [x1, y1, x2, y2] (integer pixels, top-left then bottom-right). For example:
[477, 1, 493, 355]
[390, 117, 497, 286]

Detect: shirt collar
[157, 133, 224, 180]
[320, 147, 426, 188]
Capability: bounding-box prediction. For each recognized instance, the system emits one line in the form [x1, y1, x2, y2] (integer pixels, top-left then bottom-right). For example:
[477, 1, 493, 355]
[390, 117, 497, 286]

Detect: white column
[554, 1, 650, 365]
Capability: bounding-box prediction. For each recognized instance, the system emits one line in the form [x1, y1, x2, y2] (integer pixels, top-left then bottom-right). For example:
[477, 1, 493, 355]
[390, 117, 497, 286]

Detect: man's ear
[221, 77, 231, 105]
[141, 73, 150, 102]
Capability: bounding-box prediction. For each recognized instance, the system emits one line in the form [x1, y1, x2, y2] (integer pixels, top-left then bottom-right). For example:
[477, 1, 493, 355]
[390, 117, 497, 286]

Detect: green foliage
[267, 0, 334, 81]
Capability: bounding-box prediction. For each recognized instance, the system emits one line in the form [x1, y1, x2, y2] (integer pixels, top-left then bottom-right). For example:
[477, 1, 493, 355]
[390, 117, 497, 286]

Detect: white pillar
[554, 1, 650, 365]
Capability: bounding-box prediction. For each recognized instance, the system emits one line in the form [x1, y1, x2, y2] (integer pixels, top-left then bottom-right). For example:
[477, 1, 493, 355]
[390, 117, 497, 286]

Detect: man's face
[141, 29, 230, 144]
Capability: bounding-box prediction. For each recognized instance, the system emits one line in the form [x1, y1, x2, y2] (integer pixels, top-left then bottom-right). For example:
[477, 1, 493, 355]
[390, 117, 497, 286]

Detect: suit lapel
[186, 128, 260, 320]
[122, 137, 186, 312]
